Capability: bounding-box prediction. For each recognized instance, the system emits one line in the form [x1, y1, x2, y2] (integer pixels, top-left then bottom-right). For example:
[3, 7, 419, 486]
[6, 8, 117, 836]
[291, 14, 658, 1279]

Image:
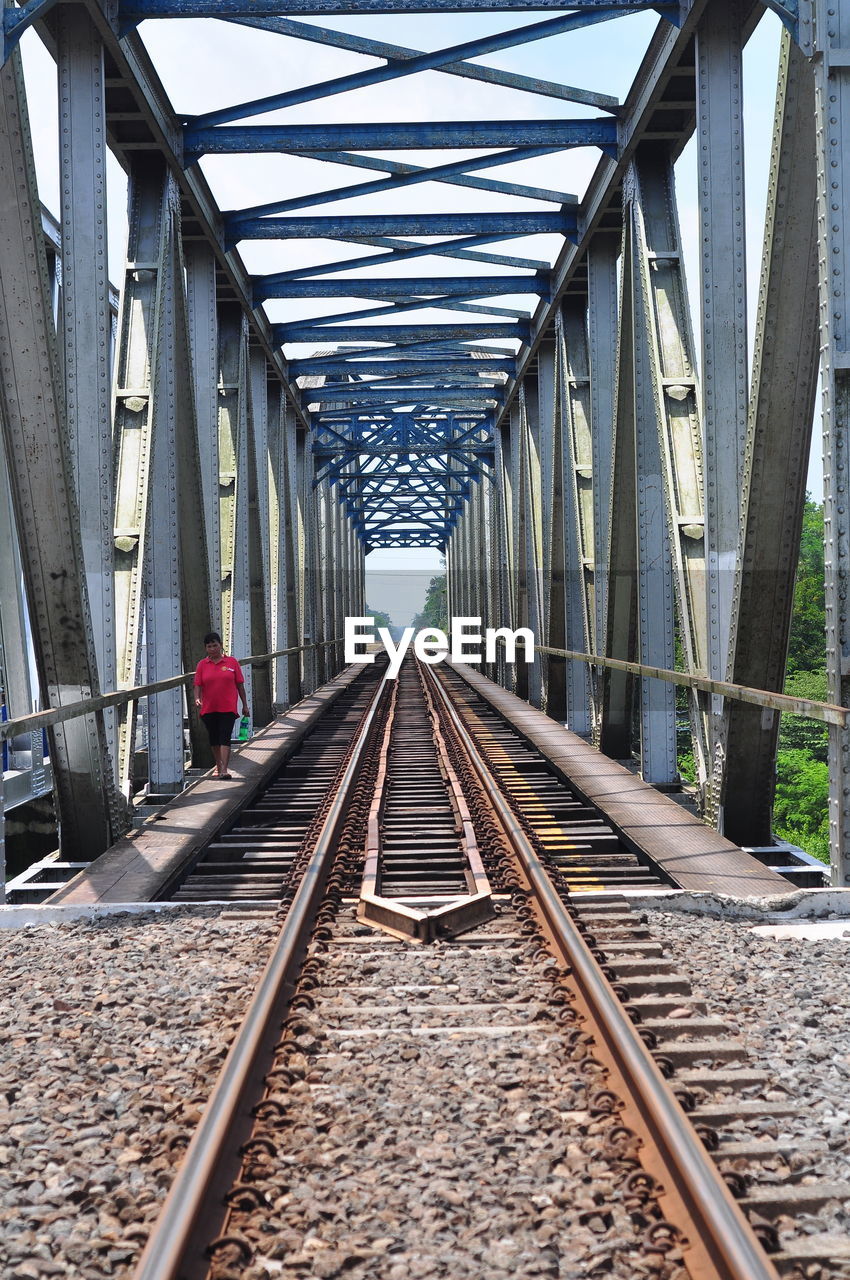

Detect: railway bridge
[0, 0, 846, 889]
[6, 6, 850, 1278]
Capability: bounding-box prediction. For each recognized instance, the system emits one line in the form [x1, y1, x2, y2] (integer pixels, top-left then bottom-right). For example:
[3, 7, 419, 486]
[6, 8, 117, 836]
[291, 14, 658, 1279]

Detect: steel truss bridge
[0, 0, 847, 886]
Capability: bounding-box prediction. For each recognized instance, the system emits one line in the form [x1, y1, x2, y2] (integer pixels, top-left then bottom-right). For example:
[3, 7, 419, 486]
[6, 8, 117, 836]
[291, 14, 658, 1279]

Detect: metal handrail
[0, 638, 344, 742]
[533, 642, 849, 728]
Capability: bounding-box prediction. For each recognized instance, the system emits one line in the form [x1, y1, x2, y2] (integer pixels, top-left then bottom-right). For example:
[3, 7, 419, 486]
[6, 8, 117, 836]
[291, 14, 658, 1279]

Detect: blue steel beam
[292, 338, 514, 363]
[277, 322, 527, 342]
[282, 293, 534, 328]
[289, 357, 516, 376]
[256, 275, 547, 300]
[122, 0, 675, 16]
[303, 383, 501, 399]
[233, 213, 573, 240]
[267, 234, 550, 283]
[334, 375, 502, 389]
[303, 389, 499, 404]
[318, 443, 495, 461]
[185, 118, 620, 157]
[339, 233, 551, 271]
[229, 16, 621, 109]
[189, 13, 625, 129]
[229, 148, 574, 225]
[3, 0, 59, 56]
[314, 445, 495, 457]
[429, 299, 533, 321]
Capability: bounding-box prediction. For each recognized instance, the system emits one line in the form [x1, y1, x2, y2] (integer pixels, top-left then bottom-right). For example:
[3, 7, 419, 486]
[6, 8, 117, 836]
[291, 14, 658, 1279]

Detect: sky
[19, 6, 818, 626]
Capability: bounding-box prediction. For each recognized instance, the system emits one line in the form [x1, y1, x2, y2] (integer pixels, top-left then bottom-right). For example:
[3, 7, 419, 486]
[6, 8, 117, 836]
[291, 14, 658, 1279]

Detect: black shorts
[201, 711, 237, 746]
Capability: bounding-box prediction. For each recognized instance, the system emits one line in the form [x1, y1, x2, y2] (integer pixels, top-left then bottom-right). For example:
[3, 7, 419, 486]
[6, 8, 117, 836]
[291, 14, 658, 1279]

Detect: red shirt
[194, 656, 245, 714]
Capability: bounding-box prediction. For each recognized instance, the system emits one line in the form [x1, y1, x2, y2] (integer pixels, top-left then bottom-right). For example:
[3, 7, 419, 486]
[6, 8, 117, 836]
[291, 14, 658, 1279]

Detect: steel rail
[357, 659, 492, 941]
[423, 662, 780, 1280]
[418, 658, 489, 898]
[131, 664, 391, 1280]
[0, 638, 344, 741]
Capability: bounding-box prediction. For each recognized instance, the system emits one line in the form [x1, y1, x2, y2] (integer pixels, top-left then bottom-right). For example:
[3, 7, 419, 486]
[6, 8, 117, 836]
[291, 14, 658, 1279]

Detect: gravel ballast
[0, 909, 278, 1279]
[644, 909, 850, 1270]
[2, 905, 850, 1278]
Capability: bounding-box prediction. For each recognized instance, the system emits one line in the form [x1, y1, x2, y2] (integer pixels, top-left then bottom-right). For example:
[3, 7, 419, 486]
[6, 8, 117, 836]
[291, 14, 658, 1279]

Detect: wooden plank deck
[47, 665, 365, 905]
[447, 662, 791, 898]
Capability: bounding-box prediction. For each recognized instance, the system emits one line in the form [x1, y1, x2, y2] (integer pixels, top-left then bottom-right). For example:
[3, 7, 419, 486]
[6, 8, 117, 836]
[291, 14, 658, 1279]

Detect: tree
[412, 573, 448, 632]
[773, 749, 830, 864]
[365, 604, 392, 632]
[786, 497, 826, 677]
[779, 669, 828, 762]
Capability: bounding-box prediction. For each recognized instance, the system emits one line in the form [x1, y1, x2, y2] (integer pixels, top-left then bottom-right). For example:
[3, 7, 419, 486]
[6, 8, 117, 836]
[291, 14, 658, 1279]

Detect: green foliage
[365, 604, 392, 632]
[774, 497, 830, 863]
[677, 749, 695, 785]
[779, 669, 828, 762]
[786, 498, 826, 676]
[412, 573, 448, 632]
[773, 748, 830, 864]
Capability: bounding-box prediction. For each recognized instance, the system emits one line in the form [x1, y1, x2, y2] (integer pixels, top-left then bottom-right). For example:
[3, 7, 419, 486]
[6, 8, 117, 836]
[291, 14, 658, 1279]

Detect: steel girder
[57, 5, 115, 750]
[120, 0, 670, 14]
[558, 302, 594, 734]
[0, 44, 117, 855]
[217, 304, 253, 703]
[157, 5, 623, 555]
[696, 0, 749, 821]
[724, 30, 819, 846]
[810, 0, 850, 884]
[248, 348, 274, 729]
[113, 157, 212, 793]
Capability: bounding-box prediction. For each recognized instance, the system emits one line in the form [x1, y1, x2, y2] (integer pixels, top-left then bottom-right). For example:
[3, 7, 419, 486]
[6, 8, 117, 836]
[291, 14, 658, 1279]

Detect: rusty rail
[424, 662, 780, 1280]
[131, 664, 390, 1280]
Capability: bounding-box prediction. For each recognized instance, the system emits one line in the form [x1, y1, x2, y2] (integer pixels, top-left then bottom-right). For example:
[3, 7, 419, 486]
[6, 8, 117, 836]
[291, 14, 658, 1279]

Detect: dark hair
[204, 631, 222, 645]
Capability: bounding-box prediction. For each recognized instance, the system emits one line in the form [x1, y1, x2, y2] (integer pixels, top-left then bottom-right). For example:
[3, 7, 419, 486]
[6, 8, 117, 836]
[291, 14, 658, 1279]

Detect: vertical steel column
[0, 419, 34, 895]
[0, 46, 114, 854]
[169, 214, 212, 773]
[811, 0, 850, 882]
[284, 409, 302, 703]
[315, 482, 330, 685]
[473, 477, 488, 627]
[217, 304, 252, 707]
[112, 156, 171, 795]
[697, 0, 748, 821]
[559, 299, 595, 733]
[509, 401, 527, 699]
[57, 5, 115, 740]
[537, 340, 563, 716]
[297, 431, 317, 693]
[588, 238, 619, 734]
[725, 32, 819, 845]
[601, 210, 638, 760]
[631, 148, 711, 795]
[519, 382, 544, 707]
[247, 347, 272, 725]
[494, 421, 514, 690]
[0, 424, 33, 722]
[268, 384, 288, 709]
[185, 242, 221, 609]
[631, 193, 677, 785]
[145, 177, 185, 795]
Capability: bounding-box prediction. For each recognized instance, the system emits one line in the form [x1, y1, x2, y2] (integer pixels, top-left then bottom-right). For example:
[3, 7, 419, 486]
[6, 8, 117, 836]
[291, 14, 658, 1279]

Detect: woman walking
[194, 631, 249, 780]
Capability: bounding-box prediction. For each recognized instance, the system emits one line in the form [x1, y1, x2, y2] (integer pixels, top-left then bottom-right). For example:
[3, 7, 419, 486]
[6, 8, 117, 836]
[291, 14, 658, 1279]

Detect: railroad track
[132, 657, 849, 1280]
